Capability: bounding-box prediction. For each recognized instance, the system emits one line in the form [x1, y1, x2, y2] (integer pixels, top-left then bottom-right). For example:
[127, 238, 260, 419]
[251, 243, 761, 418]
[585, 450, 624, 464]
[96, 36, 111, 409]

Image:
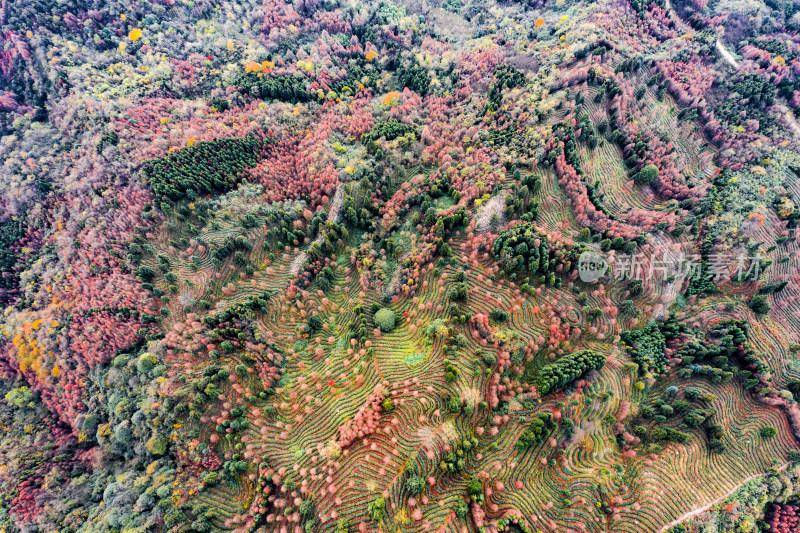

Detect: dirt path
[715, 38, 740, 70]
[290, 185, 344, 275]
[780, 105, 800, 137]
[658, 462, 791, 532]
[475, 191, 509, 234]
[713, 38, 800, 137]
[649, 234, 681, 318]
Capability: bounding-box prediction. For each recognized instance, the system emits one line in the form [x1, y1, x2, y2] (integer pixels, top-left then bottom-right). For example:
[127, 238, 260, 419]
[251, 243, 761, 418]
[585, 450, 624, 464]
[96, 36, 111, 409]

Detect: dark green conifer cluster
[535, 350, 606, 396]
[237, 73, 312, 103]
[143, 135, 270, 202]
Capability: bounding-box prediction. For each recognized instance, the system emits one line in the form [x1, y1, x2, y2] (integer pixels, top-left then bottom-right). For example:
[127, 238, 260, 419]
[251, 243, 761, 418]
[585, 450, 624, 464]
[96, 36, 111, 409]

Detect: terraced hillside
[2, 0, 800, 531]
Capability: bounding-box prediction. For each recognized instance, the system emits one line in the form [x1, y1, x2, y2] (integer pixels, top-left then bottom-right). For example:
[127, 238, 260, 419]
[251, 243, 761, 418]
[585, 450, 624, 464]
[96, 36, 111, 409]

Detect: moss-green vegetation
[535, 350, 606, 396]
[143, 135, 270, 202]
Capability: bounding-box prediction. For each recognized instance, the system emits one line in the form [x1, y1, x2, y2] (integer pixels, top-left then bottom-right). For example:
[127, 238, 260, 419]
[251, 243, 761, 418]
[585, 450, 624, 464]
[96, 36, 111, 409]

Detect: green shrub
[201, 471, 221, 485]
[143, 135, 269, 202]
[684, 408, 714, 427]
[490, 308, 509, 322]
[368, 497, 385, 522]
[146, 436, 168, 455]
[137, 266, 155, 281]
[405, 474, 425, 495]
[516, 412, 556, 450]
[492, 222, 551, 275]
[454, 500, 469, 518]
[4, 386, 33, 409]
[621, 323, 667, 375]
[362, 119, 416, 146]
[448, 283, 469, 301]
[749, 295, 770, 315]
[307, 315, 323, 331]
[535, 350, 606, 396]
[237, 72, 312, 103]
[136, 353, 156, 374]
[114, 423, 133, 444]
[684, 388, 701, 400]
[636, 164, 659, 186]
[467, 478, 483, 502]
[374, 308, 396, 332]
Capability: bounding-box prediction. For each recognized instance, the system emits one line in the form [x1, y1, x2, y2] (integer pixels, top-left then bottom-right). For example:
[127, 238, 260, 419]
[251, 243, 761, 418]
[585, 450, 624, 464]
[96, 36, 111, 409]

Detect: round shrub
[467, 478, 483, 500]
[146, 435, 168, 455]
[81, 414, 100, 436]
[136, 493, 155, 510]
[455, 500, 469, 518]
[636, 164, 659, 186]
[299, 500, 314, 515]
[374, 308, 396, 332]
[136, 353, 156, 374]
[114, 423, 133, 444]
[368, 496, 385, 522]
[307, 314, 323, 331]
[406, 474, 425, 494]
[490, 308, 509, 322]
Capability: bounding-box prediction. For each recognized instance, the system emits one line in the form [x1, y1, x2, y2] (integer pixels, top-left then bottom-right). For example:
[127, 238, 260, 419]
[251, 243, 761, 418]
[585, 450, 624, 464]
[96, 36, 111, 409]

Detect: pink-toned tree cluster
[246, 119, 339, 209]
[766, 503, 800, 532]
[257, 0, 352, 47]
[335, 383, 387, 448]
[607, 73, 705, 201]
[551, 142, 647, 239]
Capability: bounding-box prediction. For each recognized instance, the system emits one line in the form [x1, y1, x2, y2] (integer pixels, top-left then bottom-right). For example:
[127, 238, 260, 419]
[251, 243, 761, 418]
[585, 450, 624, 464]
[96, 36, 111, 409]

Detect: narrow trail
[715, 38, 740, 70]
[714, 38, 800, 137]
[658, 462, 791, 532]
[664, 0, 690, 33]
[783, 109, 800, 137]
[663, 0, 800, 139]
[290, 184, 345, 275]
[475, 191, 509, 234]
